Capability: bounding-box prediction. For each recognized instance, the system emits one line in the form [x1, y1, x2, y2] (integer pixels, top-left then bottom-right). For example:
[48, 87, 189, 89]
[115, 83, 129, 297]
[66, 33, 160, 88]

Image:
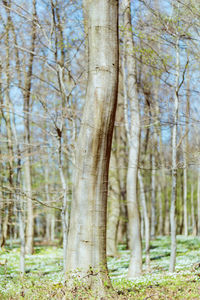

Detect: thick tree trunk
[66, 0, 118, 294]
[122, 0, 142, 278]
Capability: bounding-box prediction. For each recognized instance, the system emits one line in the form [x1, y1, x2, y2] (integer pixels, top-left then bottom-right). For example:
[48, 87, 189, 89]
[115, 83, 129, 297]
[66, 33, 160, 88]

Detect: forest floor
[0, 236, 200, 299]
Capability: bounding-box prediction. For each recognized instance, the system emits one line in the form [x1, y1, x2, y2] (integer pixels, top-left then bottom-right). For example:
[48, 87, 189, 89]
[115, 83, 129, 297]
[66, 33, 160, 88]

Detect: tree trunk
[183, 76, 190, 236]
[164, 191, 170, 235]
[169, 37, 180, 272]
[58, 140, 69, 274]
[151, 154, 156, 238]
[24, 0, 37, 254]
[122, 0, 142, 278]
[107, 60, 127, 257]
[45, 165, 51, 241]
[197, 168, 200, 236]
[191, 183, 197, 236]
[139, 171, 150, 271]
[66, 0, 118, 294]
[158, 184, 163, 236]
[107, 149, 120, 257]
[183, 149, 188, 236]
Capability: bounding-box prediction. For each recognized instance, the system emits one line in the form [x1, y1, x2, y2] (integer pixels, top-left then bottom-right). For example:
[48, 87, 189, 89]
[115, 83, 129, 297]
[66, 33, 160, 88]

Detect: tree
[122, 0, 143, 278]
[24, 0, 37, 255]
[65, 0, 119, 294]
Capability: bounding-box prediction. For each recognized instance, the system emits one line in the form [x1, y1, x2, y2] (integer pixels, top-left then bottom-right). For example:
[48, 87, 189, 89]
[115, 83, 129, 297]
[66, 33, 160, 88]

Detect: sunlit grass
[1, 236, 200, 299]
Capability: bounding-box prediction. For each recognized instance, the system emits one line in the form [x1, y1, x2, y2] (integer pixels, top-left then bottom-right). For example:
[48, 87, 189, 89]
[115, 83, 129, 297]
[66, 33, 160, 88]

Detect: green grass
[1, 236, 200, 299]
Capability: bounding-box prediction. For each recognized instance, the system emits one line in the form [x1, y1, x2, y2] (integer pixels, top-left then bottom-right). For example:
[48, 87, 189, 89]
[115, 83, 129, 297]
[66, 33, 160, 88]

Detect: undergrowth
[0, 236, 200, 299]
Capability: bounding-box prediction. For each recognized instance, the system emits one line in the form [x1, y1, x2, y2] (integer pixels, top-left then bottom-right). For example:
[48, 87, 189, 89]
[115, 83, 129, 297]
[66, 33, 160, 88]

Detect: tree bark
[66, 0, 118, 294]
[122, 0, 142, 278]
[158, 184, 163, 236]
[169, 36, 180, 272]
[107, 149, 120, 257]
[139, 171, 150, 271]
[151, 154, 156, 238]
[191, 183, 197, 236]
[24, 0, 37, 254]
[197, 168, 200, 236]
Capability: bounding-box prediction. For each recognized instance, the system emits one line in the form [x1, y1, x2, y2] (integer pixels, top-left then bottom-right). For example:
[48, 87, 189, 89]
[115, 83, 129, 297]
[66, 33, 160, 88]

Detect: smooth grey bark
[183, 146, 188, 236]
[169, 37, 180, 273]
[58, 138, 69, 274]
[122, 0, 142, 278]
[198, 167, 200, 236]
[158, 184, 163, 236]
[191, 183, 197, 236]
[107, 60, 127, 257]
[66, 0, 118, 293]
[183, 93, 189, 236]
[139, 171, 150, 271]
[107, 150, 120, 257]
[164, 195, 170, 235]
[151, 154, 156, 238]
[183, 69, 190, 236]
[45, 165, 51, 241]
[24, 0, 37, 254]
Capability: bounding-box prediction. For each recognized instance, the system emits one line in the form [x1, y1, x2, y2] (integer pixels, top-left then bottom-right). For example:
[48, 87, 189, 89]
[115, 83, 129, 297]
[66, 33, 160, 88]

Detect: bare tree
[122, 0, 142, 278]
[66, 0, 119, 295]
[24, 0, 37, 254]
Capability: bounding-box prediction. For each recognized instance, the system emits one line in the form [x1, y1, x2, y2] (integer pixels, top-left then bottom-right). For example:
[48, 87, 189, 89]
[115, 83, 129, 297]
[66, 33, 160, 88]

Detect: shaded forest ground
[1, 236, 200, 299]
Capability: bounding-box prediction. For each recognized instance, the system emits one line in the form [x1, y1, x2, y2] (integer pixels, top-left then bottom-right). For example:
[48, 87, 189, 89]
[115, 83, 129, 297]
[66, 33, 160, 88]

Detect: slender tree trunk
[139, 171, 150, 271]
[123, 0, 142, 278]
[16, 155, 25, 275]
[164, 191, 170, 235]
[151, 154, 156, 238]
[197, 168, 200, 236]
[191, 183, 197, 236]
[169, 37, 180, 272]
[158, 184, 163, 236]
[45, 165, 51, 241]
[107, 60, 126, 257]
[183, 88, 190, 236]
[107, 148, 120, 257]
[66, 0, 118, 294]
[183, 150, 188, 236]
[58, 137, 69, 274]
[24, 0, 37, 254]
